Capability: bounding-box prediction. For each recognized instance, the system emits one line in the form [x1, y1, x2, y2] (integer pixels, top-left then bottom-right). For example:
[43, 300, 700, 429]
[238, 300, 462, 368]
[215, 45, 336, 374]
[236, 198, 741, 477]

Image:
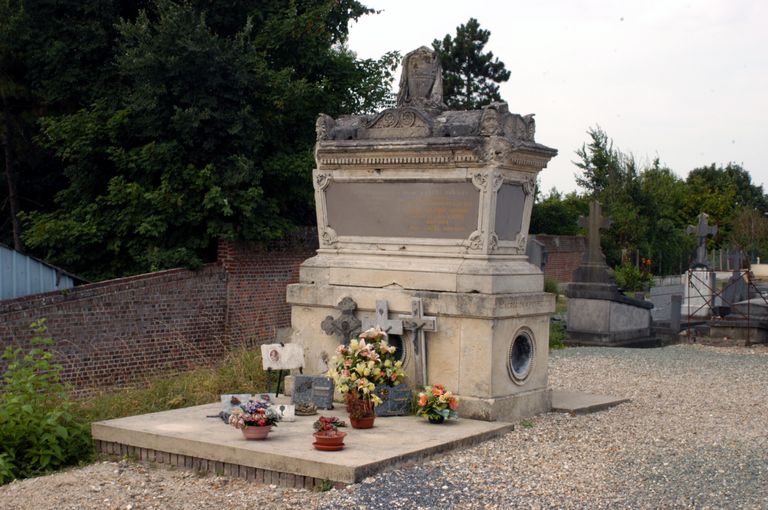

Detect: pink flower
[418, 394, 428, 407]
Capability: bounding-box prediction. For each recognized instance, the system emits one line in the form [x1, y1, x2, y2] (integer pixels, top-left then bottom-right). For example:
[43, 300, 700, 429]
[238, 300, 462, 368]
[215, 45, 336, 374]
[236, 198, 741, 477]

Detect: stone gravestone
[565, 200, 657, 347]
[291, 375, 335, 410]
[287, 46, 557, 422]
[682, 213, 718, 318]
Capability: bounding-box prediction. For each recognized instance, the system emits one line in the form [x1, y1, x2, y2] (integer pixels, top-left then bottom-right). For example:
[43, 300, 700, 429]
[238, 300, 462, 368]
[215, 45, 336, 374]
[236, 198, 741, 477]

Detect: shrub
[613, 260, 654, 292]
[549, 319, 566, 350]
[0, 319, 92, 484]
[544, 277, 560, 295]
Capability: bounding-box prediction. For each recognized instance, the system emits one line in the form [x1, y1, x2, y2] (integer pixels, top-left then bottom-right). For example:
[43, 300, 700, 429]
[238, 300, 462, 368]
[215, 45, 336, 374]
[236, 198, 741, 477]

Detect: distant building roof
[0, 244, 87, 301]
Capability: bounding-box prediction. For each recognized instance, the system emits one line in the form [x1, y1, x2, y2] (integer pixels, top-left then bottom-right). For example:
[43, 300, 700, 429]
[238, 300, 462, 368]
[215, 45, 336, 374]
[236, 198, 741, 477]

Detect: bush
[0, 319, 92, 484]
[549, 319, 566, 350]
[544, 277, 560, 295]
[613, 260, 654, 292]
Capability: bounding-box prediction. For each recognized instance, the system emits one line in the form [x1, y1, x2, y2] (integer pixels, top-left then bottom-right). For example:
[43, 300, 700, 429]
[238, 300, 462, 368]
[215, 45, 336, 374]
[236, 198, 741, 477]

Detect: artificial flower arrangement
[228, 398, 281, 429]
[313, 416, 347, 435]
[416, 384, 459, 424]
[327, 326, 406, 418]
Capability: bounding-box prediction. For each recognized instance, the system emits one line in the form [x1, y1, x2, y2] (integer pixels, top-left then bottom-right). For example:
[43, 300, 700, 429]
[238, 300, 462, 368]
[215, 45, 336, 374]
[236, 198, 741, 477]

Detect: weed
[549, 320, 566, 350]
[316, 479, 334, 492]
[521, 419, 535, 429]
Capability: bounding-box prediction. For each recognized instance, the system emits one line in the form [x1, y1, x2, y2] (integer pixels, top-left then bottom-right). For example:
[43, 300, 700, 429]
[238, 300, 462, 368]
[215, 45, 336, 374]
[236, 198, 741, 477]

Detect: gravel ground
[2, 343, 767, 509]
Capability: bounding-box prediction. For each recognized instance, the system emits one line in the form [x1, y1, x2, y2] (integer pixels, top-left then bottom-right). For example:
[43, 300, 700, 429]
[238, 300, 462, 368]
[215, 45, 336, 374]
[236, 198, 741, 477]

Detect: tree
[19, 0, 397, 280]
[432, 18, 510, 109]
[530, 189, 588, 235]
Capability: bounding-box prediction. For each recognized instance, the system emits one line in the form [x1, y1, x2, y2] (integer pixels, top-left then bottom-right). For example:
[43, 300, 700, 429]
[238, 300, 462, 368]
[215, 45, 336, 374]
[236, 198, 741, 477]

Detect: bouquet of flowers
[313, 416, 347, 435]
[327, 326, 406, 409]
[227, 399, 280, 429]
[416, 384, 459, 422]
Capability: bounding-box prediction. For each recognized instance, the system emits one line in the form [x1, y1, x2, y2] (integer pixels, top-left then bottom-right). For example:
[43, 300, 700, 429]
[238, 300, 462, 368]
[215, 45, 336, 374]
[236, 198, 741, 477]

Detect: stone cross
[686, 213, 717, 266]
[361, 300, 404, 335]
[578, 201, 612, 265]
[399, 298, 437, 386]
[321, 296, 361, 345]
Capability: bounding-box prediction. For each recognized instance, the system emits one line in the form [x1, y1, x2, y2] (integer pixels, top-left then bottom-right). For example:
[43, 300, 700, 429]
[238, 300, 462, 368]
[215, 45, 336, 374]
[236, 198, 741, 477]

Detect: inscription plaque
[325, 182, 479, 239]
[495, 184, 525, 241]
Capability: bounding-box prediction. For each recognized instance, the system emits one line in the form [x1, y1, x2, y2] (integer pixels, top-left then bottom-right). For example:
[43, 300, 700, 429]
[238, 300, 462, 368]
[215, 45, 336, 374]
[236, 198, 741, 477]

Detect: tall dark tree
[432, 18, 510, 109]
[19, 0, 397, 280]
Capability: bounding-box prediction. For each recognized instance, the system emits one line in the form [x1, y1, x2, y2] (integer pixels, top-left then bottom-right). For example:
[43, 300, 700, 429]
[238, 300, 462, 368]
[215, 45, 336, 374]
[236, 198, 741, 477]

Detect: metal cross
[686, 212, 717, 265]
[399, 298, 437, 386]
[361, 300, 404, 335]
[321, 296, 362, 345]
[577, 200, 612, 265]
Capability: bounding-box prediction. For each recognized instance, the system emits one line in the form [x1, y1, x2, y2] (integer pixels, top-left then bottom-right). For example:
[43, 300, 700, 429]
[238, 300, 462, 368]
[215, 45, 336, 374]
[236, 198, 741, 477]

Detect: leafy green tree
[18, 0, 397, 280]
[530, 189, 589, 235]
[432, 18, 510, 109]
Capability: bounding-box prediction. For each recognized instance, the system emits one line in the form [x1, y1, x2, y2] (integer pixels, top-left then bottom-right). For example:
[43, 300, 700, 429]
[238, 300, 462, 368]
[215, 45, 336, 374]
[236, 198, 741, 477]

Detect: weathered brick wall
[219, 230, 317, 348]
[0, 231, 318, 394]
[532, 235, 587, 284]
[0, 266, 228, 391]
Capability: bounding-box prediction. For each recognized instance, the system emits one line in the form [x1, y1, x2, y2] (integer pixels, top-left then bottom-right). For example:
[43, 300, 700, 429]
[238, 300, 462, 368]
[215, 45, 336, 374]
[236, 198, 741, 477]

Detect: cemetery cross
[321, 296, 362, 345]
[686, 212, 718, 266]
[578, 200, 613, 265]
[361, 300, 404, 335]
[399, 298, 437, 386]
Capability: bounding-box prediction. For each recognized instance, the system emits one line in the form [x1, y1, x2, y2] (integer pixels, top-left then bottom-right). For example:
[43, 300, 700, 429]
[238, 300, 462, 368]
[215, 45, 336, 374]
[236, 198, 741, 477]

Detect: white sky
[347, 0, 768, 195]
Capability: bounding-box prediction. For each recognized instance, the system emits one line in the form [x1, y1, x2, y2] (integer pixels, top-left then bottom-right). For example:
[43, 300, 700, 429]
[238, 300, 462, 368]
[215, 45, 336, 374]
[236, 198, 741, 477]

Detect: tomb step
[550, 390, 629, 415]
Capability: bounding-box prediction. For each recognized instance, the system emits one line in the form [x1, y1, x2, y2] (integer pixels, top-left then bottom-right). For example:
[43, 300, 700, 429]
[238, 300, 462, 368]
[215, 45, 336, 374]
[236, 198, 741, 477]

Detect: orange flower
[418, 393, 428, 407]
[431, 386, 443, 396]
[448, 398, 459, 411]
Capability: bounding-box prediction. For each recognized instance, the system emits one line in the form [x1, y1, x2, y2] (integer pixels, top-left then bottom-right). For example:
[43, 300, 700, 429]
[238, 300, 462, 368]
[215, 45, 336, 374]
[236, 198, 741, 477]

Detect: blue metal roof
[0, 245, 84, 300]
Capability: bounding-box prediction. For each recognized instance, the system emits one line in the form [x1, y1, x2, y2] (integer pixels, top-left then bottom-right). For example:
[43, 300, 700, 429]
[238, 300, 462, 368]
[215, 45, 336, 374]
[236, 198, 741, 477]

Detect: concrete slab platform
[550, 390, 629, 415]
[91, 401, 514, 487]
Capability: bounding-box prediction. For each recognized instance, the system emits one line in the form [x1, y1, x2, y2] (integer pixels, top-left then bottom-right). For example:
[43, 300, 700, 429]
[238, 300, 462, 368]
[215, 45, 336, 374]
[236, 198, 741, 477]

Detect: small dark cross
[686, 212, 717, 265]
[361, 300, 403, 335]
[321, 296, 361, 345]
[578, 200, 612, 265]
[399, 298, 437, 386]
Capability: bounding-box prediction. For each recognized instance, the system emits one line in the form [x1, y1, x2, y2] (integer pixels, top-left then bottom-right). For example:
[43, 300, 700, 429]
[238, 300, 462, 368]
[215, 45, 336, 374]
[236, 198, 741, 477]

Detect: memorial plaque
[291, 375, 335, 410]
[325, 182, 479, 239]
[374, 384, 413, 416]
[495, 184, 525, 241]
[260, 343, 304, 371]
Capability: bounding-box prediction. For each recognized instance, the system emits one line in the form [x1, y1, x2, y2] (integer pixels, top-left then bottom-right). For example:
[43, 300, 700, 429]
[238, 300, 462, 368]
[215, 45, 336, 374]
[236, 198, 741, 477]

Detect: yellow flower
[384, 359, 392, 368]
[339, 384, 349, 393]
[367, 360, 375, 369]
[395, 361, 403, 368]
[363, 368, 371, 376]
[350, 339, 359, 350]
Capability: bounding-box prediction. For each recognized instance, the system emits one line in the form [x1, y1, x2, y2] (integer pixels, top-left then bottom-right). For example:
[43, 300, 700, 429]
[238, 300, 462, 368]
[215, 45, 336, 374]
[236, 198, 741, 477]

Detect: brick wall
[532, 235, 587, 284]
[219, 229, 317, 348]
[0, 231, 318, 394]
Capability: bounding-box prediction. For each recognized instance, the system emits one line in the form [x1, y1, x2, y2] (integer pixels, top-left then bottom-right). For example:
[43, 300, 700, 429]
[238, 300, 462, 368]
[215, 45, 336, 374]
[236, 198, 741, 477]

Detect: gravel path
[2, 344, 767, 509]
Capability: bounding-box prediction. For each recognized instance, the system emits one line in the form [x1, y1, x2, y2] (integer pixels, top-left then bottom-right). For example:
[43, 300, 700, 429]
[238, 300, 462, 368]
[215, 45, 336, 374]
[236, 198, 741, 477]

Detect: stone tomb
[287, 47, 557, 422]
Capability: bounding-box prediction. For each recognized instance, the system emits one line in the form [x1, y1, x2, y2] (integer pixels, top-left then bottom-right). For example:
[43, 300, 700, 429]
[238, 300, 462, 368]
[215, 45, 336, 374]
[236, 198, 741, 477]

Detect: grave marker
[399, 298, 437, 386]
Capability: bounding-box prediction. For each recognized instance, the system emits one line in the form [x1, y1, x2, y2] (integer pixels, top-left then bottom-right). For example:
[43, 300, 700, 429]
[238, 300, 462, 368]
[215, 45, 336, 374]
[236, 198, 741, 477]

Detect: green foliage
[432, 18, 510, 109]
[78, 347, 267, 423]
[544, 277, 560, 295]
[6, 1, 396, 280]
[613, 261, 653, 292]
[549, 320, 566, 350]
[530, 189, 589, 235]
[0, 319, 91, 484]
[520, 419, 535, 429]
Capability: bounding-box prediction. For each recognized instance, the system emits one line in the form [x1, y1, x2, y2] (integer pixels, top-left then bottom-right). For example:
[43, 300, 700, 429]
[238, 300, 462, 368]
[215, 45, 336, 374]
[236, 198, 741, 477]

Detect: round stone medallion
[508, 330, 535, 384]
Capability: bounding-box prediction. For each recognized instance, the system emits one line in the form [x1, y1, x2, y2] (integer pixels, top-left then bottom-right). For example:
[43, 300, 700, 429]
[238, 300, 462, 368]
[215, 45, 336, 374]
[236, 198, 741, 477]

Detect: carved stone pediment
[365, 108, 432, 139]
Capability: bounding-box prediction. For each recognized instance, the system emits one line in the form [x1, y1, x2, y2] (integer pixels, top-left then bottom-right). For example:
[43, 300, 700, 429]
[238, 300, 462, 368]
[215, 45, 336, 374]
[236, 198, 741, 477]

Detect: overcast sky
[347, 0, 767, 195]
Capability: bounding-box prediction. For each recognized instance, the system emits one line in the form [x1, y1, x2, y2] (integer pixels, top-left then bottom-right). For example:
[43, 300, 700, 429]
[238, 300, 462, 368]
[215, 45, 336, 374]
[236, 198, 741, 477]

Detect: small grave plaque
[292, 375, 335, 410]
[374, 384, 413, 417]
[260, 343, 304, 371]
[494, 184, 525, 241]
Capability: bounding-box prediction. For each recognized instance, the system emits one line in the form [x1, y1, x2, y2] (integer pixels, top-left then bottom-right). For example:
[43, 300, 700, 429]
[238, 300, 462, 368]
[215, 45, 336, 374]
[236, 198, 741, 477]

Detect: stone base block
[459, 388, 551, 422]
[566, 297, 655, 347]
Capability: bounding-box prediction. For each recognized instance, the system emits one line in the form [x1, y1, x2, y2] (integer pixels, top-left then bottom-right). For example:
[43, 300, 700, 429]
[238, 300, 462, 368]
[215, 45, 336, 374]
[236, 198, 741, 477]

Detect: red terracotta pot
[241, 425, 272, 440]
[350, 415, 375, 429]
[313, 431, 347, 448]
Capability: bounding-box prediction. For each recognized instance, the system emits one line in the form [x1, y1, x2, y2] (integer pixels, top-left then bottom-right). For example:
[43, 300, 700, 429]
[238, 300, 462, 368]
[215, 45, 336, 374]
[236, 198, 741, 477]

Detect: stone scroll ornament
[321, 296, 362, 345]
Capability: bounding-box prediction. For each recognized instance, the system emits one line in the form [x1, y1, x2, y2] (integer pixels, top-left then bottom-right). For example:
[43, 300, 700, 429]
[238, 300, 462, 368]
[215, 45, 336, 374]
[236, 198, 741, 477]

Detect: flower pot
[349, 415, 375, 429]
[241, 425, 272, 440]
[313, 431, 346, 451]
[427, 415, 445, 424]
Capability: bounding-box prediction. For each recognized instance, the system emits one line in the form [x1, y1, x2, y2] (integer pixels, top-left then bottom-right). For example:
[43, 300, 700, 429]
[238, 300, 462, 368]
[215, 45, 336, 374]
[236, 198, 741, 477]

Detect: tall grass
[77, 348, 268, 423]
